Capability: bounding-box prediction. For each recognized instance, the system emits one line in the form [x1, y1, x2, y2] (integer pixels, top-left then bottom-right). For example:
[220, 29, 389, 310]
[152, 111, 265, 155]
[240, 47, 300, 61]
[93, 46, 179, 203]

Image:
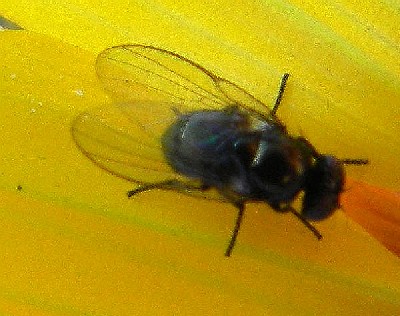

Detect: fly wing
[72, 101, 182, 185]
[95, 45, 271, 116]
[96, 45, 227, 109]
[72, 44, 272, 196]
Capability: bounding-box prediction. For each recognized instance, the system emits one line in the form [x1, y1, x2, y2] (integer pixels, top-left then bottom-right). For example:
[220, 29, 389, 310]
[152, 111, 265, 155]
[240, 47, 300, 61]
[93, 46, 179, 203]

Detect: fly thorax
[250, 136, 305, 198]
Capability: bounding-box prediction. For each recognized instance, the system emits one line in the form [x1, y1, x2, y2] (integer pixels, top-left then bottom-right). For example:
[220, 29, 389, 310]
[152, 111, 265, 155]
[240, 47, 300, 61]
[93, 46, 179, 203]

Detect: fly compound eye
[302, 156, 345, 221]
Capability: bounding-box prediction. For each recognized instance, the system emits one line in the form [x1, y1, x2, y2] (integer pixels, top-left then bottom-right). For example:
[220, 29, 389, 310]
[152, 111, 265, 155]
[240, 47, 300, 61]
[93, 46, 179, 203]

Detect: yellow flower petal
[2, 0, 400, 312]
[0, 29, 399, 315]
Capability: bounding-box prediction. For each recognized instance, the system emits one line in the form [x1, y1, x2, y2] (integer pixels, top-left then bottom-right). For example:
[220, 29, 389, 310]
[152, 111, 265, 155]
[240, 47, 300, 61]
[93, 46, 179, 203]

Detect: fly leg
[271, 73, 290, 116]
[225, 201, 322, 257]
[269, 202, 322, 239]
[286, 206, 322, 240]
[129, 181, 249, 257]
[224, 201, 245, 257]
[218, 190, 249, 257]
[127, 179, 209, 197]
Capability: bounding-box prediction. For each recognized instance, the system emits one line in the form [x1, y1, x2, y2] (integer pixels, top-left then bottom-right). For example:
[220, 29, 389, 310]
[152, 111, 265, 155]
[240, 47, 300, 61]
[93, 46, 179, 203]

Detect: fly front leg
[270, 202, 322, 240]
[286, 206, 322, 240]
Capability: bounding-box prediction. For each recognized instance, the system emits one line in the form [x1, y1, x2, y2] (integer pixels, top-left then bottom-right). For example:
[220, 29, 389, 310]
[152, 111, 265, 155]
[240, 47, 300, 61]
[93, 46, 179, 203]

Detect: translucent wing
[95, 44, 271, 116]
[72, 44, 273, 195]
[72, 101, 182, 185]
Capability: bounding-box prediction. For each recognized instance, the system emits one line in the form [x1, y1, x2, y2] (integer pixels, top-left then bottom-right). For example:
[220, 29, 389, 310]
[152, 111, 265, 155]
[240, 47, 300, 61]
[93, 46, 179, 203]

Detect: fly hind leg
[224, 201, 245, 257]
[127, 179, 210, 197]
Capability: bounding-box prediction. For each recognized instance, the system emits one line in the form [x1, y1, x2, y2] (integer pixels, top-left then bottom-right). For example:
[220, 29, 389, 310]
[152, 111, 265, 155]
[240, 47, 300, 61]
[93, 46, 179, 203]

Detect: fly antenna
[340, 159, 369, 165]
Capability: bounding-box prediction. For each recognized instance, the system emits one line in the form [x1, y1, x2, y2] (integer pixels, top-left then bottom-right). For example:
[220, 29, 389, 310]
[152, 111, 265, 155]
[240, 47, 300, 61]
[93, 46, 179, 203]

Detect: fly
[72, 45, 368, 257]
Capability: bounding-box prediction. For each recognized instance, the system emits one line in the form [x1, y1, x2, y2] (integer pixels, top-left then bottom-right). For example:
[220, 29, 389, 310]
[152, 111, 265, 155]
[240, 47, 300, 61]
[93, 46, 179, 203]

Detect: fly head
[302, 155, 345, 221]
